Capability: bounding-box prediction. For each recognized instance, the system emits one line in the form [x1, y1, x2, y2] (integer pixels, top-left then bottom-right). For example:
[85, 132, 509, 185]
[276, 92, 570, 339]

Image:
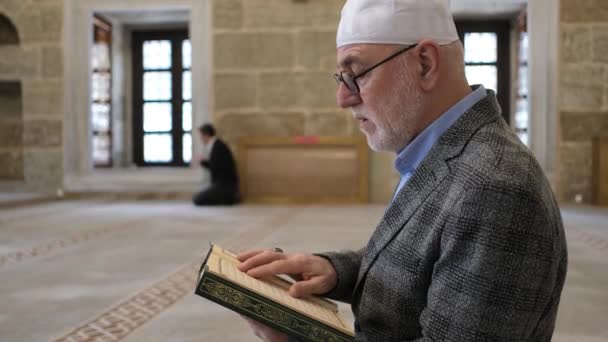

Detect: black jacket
[200, 139, 238, 185]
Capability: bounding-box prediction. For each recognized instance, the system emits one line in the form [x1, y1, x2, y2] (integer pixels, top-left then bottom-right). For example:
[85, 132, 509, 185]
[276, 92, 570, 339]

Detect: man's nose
[336, 83, 362, 108]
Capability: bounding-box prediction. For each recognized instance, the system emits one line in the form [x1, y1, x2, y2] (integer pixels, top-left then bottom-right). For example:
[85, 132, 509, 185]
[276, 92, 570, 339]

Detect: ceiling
[97, 0, 528, 27]
[98, 9, 189, 27]
[451, 0, 528, 18]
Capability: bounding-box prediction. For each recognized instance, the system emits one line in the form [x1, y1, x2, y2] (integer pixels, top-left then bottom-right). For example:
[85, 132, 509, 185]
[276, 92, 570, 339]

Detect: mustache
[351, 108, 369, 118]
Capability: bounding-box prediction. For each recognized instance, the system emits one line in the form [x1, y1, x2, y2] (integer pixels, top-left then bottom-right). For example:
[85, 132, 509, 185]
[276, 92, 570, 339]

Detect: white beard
[358, 65, 423, 152]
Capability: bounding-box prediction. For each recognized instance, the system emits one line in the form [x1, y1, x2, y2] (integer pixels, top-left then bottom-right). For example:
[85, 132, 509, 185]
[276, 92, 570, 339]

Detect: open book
[195, 244, 354, 342]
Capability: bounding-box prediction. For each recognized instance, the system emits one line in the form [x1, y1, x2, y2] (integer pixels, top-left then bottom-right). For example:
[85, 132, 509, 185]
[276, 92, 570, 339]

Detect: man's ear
[414, 39, 441, 91]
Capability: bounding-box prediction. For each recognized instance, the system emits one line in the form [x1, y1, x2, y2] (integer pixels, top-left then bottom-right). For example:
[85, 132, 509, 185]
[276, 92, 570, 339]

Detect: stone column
[559, 0, 608, 203]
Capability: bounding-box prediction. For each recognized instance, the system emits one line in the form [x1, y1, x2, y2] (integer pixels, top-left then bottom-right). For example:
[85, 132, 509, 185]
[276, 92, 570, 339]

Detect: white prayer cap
[337, 0, 459, 48]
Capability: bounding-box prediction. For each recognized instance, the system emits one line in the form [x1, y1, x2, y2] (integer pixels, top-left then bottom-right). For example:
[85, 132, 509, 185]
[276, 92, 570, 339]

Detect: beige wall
[1, 0, 400, 200]
[0, 0, 64, 192]
[559, 0, 608, 203]
[212, 0, 352, 142]
[212, 0, 397, 203]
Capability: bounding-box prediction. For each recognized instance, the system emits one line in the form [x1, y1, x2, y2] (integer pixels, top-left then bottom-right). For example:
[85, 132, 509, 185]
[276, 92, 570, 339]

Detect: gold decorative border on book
[200, 277, 352, 342]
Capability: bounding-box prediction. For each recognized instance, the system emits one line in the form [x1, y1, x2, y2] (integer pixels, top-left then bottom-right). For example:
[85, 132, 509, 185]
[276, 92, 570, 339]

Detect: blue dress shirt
[392, 86, 487, 200]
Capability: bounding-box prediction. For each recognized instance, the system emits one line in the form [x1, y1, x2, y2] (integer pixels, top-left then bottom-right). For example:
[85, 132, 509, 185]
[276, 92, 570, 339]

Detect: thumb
[289, 277, 326, 298]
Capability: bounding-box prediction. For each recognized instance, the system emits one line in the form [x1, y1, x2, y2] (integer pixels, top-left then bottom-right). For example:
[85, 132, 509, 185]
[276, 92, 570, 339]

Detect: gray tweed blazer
[321, 91, 568, 342]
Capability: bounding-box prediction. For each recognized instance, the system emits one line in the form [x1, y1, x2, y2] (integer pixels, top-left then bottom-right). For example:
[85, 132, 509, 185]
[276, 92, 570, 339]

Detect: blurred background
[0, 0, 606, 341]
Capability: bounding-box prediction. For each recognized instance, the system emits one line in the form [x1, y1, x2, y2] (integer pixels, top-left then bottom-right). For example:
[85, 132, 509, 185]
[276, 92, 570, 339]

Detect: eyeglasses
[334, 44, 418, 94]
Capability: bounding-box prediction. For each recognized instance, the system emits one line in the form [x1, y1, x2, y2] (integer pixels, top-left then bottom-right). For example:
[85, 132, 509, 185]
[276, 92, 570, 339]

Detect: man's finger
[236, 249, 266, 262]
[238, 250, 285, 272]
[246, 257, 306, 278]
[289, 276, 327, 298]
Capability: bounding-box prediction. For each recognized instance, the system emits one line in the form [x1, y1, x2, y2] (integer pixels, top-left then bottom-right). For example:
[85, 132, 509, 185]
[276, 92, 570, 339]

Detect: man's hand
[237, 249, 338, 298]
[190, 154, 207, 168]
[243, 317, 288, 342]
[237, 249, 338, 341]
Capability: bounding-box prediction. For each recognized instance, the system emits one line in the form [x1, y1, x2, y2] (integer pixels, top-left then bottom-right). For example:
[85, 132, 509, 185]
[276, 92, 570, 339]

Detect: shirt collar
[205, 137, 217, 155]
[394, 85, 487, 177]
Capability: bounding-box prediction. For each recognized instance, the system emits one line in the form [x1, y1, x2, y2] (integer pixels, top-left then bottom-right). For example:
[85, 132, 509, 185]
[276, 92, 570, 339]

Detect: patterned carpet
[0, 200, 605, 341]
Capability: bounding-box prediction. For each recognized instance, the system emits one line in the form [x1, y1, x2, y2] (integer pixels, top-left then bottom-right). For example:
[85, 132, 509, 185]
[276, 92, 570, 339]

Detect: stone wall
[560, 0, 608, 203]
[0, 0, 400, 200]
[212, 0, 398, 202]
[212, 0, 351, 141]
[0, 0, 64, 192]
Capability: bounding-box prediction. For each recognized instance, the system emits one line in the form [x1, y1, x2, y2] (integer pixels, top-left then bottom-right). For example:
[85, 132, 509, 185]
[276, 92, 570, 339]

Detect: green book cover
[195, 244, 354, 342]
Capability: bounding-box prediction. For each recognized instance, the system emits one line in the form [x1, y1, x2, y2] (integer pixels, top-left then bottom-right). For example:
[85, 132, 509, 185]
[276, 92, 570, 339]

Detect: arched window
[0, 14, 19, 45]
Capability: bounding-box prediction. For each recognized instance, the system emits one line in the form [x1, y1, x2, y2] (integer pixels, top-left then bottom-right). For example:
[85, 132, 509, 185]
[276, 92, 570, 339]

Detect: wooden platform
[238, 136, 369, 204]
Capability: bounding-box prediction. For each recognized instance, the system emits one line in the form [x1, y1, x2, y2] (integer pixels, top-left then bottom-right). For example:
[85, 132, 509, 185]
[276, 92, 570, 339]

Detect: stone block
[214, 33, 294, 70]
[0, 46, 39, 78]
[296, 31, 337, 70]
[42, 45, 63, 78]
[0, 46, 20, 75]
[561, 112, 608, 142]
[0, 122, 22, 147]
[259, 72, 337, 109]
[20, 47, 41, 77]
[0, 0, 24, 17]
[214, 73, 257, 110]
[296, 72, 337, 108]
[559, 142, 593, 203]
[15, 3, 62, 43]
[592, 25, 608, 64]
[23, 80, 63, 116]
[23, 148, 63, 190]
[242, 0, 343, 29]
[23, 119, 62, 147]
[0, 81, 22, 118]
[14, 9, 41, 43]
[0, 149, 24, 180]
[213, 0, 242, 29]
[40, 3, 62, 37]
[562, 25, 591, 63]
[560, 64, 604, 112]
[259, 73, 298, 108]
[217, 111, 306, 142]
[561, 0, 608, 23]
[306, 111, 351, 136]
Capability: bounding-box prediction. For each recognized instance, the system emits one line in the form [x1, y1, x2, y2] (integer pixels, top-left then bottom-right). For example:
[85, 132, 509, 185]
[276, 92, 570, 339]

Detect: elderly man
[238, 0, 567, 341]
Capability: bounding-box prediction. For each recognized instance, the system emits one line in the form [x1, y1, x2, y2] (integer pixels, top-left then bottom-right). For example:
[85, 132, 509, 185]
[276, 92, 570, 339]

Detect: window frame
[514, 11, 530, 146]
[456, 20, 511, 125]
[132, 29, 190, 167]
[92, 15, 113, 168]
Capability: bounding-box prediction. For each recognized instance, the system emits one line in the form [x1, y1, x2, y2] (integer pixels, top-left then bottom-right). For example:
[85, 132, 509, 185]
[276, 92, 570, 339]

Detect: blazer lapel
[353, 155, 450, 295]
